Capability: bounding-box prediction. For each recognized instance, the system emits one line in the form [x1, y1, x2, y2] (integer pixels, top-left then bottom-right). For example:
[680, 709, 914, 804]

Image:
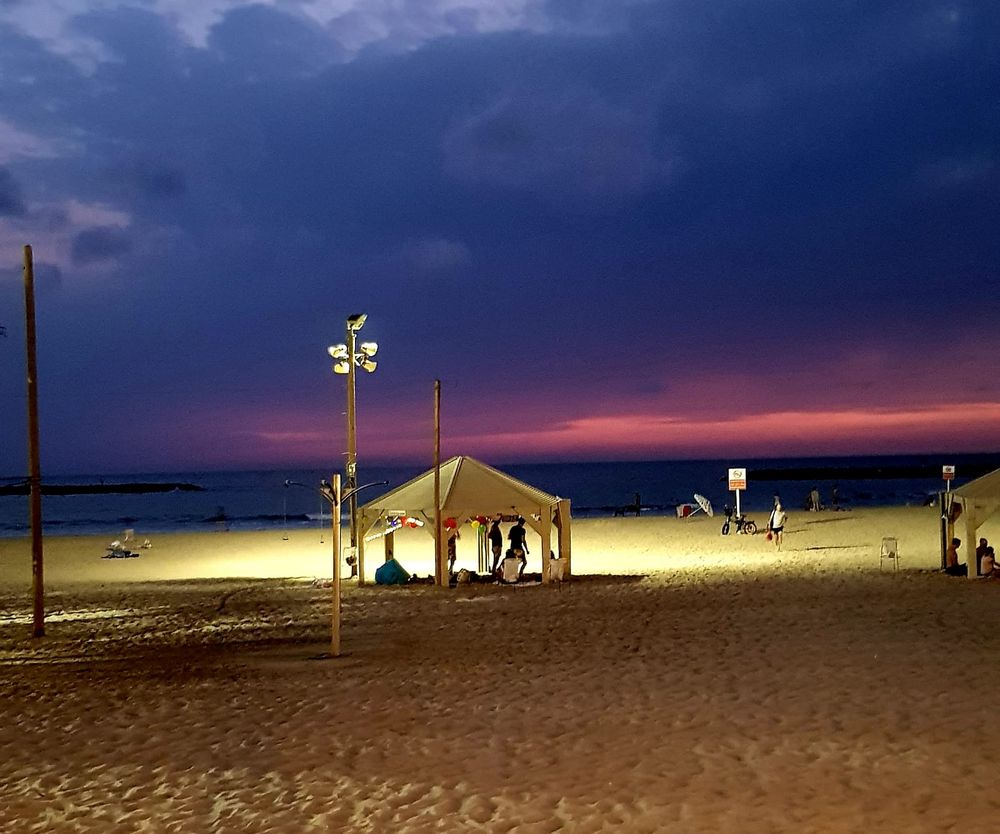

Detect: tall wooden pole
[331, 474, 342, 657]
[23, 244, 44, 638]
[433, 380, 442, 586]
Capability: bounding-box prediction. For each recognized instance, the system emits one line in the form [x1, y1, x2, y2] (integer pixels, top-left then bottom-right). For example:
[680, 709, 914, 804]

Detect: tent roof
[360, 456, 561, 517]
[952, 467, 1000, 503]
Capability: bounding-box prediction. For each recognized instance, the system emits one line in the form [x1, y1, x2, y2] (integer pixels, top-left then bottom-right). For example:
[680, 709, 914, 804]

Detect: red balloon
[445, 517, 457, 530]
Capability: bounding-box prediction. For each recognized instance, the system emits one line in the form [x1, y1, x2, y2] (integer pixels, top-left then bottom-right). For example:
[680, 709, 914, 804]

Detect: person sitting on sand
[975, 537, 989, 576]
[768, 503, 787, 549]
[944, 538, 967, 577]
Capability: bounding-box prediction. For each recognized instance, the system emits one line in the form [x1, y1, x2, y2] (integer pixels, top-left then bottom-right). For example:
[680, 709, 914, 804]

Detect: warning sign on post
[728, 468, 747, 491]
[942, 465, 955, 481]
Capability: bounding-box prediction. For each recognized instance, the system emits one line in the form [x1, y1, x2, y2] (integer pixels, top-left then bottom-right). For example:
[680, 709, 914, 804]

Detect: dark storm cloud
[443, 87, 671, 202]
[0, 167, 26, 215]
[0, 0, 997, 471]
[207, 4, 344, 77]
[71, 226, 132, 265]
[120, 161, 187, 199]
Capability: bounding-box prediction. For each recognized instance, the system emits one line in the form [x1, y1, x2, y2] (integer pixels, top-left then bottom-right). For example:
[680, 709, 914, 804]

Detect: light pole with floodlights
[328, 313, 378, 581]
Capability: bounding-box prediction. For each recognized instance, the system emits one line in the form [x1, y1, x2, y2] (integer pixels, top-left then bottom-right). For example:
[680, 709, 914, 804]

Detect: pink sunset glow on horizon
[86, 394, 1000, 474]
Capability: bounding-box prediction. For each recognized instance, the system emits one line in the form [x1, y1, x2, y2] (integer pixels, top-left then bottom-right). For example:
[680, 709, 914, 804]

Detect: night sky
[1, 1, 998, 475]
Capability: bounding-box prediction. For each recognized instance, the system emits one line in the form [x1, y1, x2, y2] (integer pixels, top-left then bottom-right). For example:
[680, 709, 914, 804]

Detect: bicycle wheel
[744, 521, 757, 535]
[721, 521, 730, 536]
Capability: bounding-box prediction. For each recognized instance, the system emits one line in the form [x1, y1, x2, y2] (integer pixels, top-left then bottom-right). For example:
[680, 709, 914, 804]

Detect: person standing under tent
[508, 517, 529, 579]
[488, 515, 504, 574]
[447, 529, 460, 575]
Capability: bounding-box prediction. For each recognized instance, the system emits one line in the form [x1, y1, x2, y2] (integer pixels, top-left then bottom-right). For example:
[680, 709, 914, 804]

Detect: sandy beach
[2, 505, 1000, 832]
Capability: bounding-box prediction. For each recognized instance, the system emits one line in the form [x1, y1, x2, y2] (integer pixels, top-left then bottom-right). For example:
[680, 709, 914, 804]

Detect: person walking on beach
[509, 517, 529, 579]
[488, 515, 504, 574]
[768, 503, 787, 549]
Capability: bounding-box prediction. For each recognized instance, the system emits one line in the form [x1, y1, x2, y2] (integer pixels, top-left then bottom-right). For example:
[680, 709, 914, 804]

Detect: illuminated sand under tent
[357, 455, 572, 585]
[949, 467, 1000, 579]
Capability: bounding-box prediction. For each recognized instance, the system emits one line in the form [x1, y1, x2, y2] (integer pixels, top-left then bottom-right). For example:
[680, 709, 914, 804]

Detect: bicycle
[721, 505, 757, 536]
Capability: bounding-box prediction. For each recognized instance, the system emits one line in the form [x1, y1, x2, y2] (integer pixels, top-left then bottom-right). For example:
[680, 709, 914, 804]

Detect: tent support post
[965, 505, 979, 579]
[541, 510, 552, 583]
[557, 499, 572, 579]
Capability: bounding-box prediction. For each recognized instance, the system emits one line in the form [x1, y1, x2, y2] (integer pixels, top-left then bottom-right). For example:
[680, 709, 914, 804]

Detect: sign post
[942, 465, 955, 492]
[728, 467, 747, 518]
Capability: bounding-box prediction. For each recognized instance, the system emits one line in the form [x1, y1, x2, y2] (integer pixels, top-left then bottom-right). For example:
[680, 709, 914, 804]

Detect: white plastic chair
[880, 537, 899, 571]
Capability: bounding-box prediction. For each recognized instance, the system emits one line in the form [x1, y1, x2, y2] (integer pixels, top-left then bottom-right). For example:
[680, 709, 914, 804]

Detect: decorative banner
[942, 465, 955, 481]
[728, 468, 747, 491]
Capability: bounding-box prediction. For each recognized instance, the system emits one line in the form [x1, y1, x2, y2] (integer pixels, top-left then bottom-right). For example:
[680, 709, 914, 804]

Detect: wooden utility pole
[433, 380, 443, 586]
[23, 245, 44, 638]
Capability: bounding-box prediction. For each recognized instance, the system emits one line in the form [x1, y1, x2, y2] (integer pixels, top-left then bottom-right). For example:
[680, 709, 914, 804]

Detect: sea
[0, 453, 997, 539]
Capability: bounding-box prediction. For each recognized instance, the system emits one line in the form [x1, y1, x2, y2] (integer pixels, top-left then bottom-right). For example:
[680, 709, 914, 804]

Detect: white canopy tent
[950, 468, 1000, 579]
[357, 455, 572, 585]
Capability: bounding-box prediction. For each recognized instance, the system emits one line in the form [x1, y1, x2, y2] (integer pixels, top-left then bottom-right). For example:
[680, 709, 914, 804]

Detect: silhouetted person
[508, 517, 529, 578]
[976, 538, 989, 576]
[488, 515, 504, 574]
[945, 537, 967, 577]
[447, 529, 460, 575]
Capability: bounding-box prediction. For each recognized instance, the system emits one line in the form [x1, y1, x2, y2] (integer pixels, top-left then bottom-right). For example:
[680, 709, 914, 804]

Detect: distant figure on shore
[489, 515, 504, 574]
[614, 493, 642, 517]
[768, 504, 787, 549]
[809, 487, 821, 512]
[831, 483, 840, 510]
[945, 538, 967, 577]
[975, 538, 989, 576]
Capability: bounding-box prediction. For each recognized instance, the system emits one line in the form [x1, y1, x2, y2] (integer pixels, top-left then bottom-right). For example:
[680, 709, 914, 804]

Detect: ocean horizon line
[4, 449, 999, 482]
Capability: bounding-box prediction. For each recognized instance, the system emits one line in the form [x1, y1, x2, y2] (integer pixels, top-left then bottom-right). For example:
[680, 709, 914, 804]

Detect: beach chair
[879, 537, 899, 571]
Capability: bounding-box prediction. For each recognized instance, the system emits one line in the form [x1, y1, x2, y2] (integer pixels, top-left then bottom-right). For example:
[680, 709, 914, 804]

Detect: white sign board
[942, 465, 955, 481]
[728, 468, 747, 491]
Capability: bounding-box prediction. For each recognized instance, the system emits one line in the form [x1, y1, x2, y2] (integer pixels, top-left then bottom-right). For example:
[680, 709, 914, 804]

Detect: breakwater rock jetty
[0, 482, 204, 496]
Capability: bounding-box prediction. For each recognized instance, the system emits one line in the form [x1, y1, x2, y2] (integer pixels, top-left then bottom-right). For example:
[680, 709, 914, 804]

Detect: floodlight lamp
[333, 360, 350, 374]
[328, 344, 348, 359]
[346, 313, 367, 331]
[359, 358, 377, 373]
[359, 341, 378, 357]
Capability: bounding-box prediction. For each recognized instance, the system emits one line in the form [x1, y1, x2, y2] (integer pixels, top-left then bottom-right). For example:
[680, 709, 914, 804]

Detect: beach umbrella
[692, 494, 714, 517]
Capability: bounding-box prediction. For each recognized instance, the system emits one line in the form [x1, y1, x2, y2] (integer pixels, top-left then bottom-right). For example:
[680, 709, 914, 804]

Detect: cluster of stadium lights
[327, 313, 378, 374]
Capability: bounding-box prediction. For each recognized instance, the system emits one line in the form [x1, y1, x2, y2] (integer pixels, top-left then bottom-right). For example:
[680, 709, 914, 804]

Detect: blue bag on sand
[375, 558, 411, 585]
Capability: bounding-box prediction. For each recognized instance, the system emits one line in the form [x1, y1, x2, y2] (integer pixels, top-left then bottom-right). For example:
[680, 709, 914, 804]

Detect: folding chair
[880, 537, 899, 571]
